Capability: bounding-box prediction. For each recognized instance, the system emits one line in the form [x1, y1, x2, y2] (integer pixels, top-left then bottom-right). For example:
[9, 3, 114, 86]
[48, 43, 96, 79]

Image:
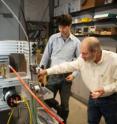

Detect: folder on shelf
[94, 13, 117, 19]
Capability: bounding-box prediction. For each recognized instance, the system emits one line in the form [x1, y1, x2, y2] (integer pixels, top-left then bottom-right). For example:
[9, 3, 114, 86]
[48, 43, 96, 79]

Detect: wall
[24, 0, 49, 21]
[0, 0, 20, 40]
[0, 0, 49, 40]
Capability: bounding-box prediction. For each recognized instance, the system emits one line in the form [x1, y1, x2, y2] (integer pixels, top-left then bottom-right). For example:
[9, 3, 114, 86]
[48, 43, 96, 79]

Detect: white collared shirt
[47, 50, 117, 97]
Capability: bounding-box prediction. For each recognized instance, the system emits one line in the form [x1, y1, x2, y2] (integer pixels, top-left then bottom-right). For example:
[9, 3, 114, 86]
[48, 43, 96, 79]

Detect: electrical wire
[22, 96, 33, 124]
[0, 0, 29, 41]
[31, 96, 38, 124]
[6, 97, 32, 124]
[7, 109, 14, 124]
[9, 65, 64, 124]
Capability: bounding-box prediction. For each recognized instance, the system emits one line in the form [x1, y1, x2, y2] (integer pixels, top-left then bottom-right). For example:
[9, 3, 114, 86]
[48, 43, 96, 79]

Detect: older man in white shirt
[38, 37, 117, 124]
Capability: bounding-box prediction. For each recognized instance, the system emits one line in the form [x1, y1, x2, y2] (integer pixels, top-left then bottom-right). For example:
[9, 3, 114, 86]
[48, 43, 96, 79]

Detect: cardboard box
[81, 0, 105, 10]
[111, 27, 117, 35]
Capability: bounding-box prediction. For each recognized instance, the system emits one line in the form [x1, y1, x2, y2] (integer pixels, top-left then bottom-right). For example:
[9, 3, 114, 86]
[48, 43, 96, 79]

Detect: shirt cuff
[46, 68, 52, 75]
[103, 85, 115, 94]
[36, 66, 40, 73]
[72, 71, 79, 78]
[104, 85, 110, 93]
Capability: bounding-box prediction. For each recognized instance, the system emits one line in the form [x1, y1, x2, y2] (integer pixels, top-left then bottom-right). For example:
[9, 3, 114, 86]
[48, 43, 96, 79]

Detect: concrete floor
[68, 97, 87, 124]
[56, 95, 105, 124]
[68, 97, 105, 124]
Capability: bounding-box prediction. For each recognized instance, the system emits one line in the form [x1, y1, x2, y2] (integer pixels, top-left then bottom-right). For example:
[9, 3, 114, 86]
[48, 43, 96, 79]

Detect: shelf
[72, 22, 94, 27]
[70, 3, 117, 17]
[94, 3, 117, 12]
[75, 34, 117, 38]
[52, 2, 117, 36]
[72, 18, 117, 27]
[94, 19, 117, 27]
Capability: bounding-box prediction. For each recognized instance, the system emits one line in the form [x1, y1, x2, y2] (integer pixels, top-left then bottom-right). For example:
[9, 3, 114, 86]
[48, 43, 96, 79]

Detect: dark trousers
[88, 93, 117, 124]
[45, 74, 72, 123]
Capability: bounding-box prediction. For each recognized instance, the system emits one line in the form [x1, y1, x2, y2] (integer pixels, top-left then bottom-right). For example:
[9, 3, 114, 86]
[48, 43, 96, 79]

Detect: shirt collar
[57, 33, 74, 41]
[96, 50, 104, 64]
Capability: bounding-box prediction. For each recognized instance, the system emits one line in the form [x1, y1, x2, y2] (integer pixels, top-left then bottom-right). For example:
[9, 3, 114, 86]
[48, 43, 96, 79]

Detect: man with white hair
[38, 37, 117, 124]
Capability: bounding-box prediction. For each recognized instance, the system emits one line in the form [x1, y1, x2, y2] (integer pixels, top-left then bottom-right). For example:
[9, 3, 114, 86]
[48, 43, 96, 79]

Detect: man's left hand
[66, 74, 74, 81]
[91, 87, 105, 99]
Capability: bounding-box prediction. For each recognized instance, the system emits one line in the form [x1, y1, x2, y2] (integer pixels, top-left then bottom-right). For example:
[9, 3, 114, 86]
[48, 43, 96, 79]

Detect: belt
[51, 73, 72, 78]
[89, 92, 117, 99]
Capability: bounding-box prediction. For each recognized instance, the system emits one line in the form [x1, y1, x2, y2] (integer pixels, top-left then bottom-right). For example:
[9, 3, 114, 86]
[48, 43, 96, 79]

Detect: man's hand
[38, 69, 47, 77]
[91, 87, 105, 99]
[66, 74, 74, 81]
[38, 69, 47, 84]
[38, 75, 44, 83]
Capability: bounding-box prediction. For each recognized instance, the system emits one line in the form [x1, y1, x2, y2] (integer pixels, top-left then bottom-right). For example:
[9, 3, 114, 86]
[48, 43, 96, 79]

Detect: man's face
[81, 43, 95, 62]
[59, 25, 71, 38]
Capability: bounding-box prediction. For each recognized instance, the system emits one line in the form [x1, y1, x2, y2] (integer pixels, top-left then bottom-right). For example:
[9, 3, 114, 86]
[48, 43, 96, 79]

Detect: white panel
[0, 40, 29, 55]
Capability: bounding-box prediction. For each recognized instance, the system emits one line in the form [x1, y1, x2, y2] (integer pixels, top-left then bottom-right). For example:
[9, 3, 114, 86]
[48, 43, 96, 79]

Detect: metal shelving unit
[70, 3, 117, 17]
[71, 2, 117, 40]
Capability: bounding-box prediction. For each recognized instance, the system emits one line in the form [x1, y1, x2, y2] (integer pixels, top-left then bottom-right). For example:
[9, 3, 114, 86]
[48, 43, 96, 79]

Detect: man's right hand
[38, 75, 44, 83]
[38, 69, 47, 81]
[38, 69, 47, 76]
[38, 69, 47, 85]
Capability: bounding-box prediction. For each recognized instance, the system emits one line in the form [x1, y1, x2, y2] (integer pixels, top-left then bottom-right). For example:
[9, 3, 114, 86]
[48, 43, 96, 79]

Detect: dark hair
[57, 14, 72, 26]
